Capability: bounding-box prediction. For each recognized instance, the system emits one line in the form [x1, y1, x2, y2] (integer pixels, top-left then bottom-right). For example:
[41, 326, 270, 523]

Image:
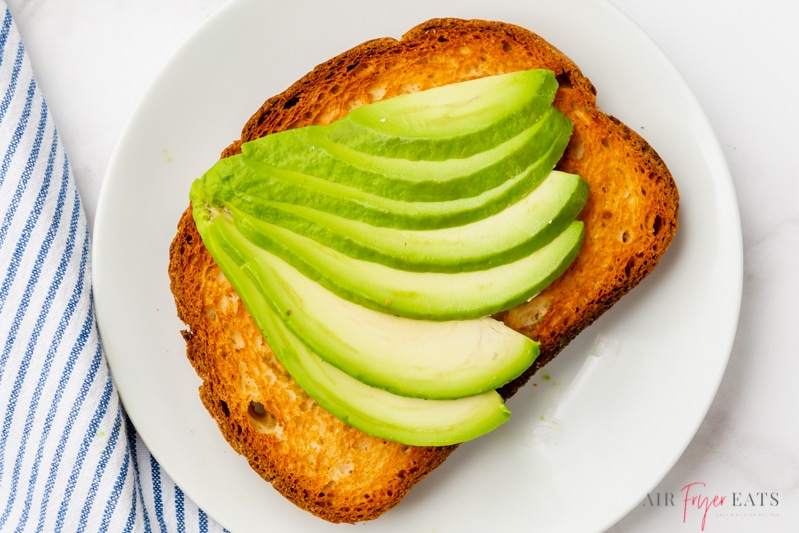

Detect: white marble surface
[6, 0, 797, 531]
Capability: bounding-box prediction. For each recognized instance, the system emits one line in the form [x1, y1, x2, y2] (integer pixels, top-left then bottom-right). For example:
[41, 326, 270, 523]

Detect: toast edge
[167, 16, 679, 524]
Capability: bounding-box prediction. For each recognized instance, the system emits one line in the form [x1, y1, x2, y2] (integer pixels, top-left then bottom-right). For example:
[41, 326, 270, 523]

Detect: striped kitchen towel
[0, 5, 227, 532]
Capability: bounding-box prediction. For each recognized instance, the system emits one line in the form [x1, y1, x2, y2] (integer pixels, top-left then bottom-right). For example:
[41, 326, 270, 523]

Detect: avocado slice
[189, 69, 587, 445]
[324, 68, 559, 160]
[201, 218, 511, 446]
[240, 106, 570, 202]
[269, 318, 511, 447]
[192, 115, 570, 231]
[203, 214, 538, 398]
[264, 307, 511, 447]
[206, 209, 584, 320]
[227, 170, 588, 272]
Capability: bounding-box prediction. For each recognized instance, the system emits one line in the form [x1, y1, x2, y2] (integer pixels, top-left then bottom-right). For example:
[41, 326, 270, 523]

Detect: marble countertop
[6, 0, 797, 531]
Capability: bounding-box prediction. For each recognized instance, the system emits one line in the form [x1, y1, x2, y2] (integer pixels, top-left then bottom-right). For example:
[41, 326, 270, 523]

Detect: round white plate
[92, 0, 742, 531]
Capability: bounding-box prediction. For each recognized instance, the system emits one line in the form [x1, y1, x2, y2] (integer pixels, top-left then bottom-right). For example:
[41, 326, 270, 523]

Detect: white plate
[92, 0, 742, 531]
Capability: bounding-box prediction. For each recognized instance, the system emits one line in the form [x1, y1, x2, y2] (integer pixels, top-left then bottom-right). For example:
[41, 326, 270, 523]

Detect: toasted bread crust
[169, 18, 678, 523]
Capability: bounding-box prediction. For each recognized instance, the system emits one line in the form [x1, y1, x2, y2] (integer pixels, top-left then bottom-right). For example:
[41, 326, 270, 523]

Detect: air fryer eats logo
[643, 481, 780, 531]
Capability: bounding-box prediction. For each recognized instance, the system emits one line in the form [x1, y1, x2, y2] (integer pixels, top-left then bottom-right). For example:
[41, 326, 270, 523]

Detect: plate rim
[92, 0, 743, 531]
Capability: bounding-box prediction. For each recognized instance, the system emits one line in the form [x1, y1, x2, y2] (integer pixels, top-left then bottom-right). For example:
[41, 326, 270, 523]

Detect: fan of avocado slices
[190, 69, 588, 447]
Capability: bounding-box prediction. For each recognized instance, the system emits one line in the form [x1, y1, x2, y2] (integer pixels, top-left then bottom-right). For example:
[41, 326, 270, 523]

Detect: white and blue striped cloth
[0, 5, 227, 532]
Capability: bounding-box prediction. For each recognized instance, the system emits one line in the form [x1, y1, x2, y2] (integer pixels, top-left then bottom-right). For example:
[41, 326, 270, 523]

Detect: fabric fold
[0, 5, 225, 532]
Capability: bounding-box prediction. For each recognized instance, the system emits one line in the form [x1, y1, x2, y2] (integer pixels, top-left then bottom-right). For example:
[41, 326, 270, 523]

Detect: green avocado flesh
[203, 227, 509, 447]
[204, 211, 538, 399]
[207, 211, 584, 320]
[324, 68, 559, 160]
[193, 107, 572, 230]
[190, 69, 588, 445]
[240, 106, 570, 202]
[224, 170, 588, 272]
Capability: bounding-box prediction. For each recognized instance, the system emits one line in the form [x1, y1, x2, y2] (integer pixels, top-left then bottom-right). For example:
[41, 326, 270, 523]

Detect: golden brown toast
[168, 17, 679, 524]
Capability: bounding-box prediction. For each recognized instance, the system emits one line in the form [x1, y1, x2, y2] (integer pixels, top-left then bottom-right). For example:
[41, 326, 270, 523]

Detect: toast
[168, 17, 679, 523]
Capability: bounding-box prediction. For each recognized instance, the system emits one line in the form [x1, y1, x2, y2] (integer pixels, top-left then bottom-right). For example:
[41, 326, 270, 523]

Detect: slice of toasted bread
[168, 17, 679, 524]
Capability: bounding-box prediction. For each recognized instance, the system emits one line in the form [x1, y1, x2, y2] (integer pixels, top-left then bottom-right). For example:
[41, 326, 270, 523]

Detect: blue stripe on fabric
[123, 505, 137, 533]
[123, 487, 138, 533]
[126, 417, 152, 533]
[53, 372, 115, 533]
[14, 152, 73, 488]
[150, 454, 167, 533]
[175, 486, 185, 533]
[123, 481, 139, 533]
[24, 157, 84, 533]
[0, 133, 72, 533]
[0, 37, 24, 133]
[0, 9, 227, 532]
[0, 44, 27, 199]
[0, 77, 42, 308]
[0, 88, 48, 254]
[199, 508, 209, 533]
[99, 410, 131, 532]
[35, 312, 102, 533]
[75, 405, 123, 533]
[0, 96, 53, 490]
[0, 9, 13, 67]
[15, 153, 75, 532]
